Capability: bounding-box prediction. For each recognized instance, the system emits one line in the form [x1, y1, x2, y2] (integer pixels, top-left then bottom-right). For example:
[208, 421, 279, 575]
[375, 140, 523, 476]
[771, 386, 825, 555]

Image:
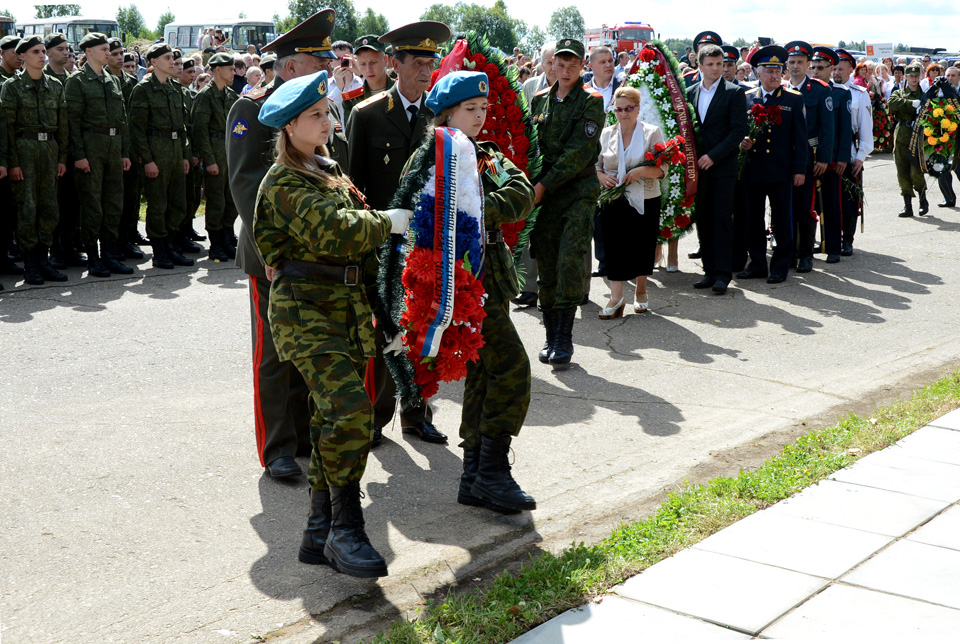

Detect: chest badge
[383, 153, 390, 165]
[231, 119, 248, 139]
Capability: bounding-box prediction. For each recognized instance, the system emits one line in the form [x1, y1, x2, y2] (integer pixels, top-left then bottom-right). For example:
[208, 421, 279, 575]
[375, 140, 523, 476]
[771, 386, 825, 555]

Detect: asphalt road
[2, 154, 959, 643]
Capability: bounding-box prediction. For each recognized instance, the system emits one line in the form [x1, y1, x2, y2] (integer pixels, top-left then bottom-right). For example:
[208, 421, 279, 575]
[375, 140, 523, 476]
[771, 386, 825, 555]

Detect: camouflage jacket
[530, 82, 605, 192]
[1, 71, 68, 167]
[254, 159, 392, 359]
[192, 82, 238, 167]
[64, 63, 130, 160]
[128, 72, 190, 164]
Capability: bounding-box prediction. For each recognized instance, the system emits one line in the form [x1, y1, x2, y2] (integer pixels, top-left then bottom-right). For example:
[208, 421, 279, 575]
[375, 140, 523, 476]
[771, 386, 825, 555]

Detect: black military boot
[103, 243, 135, 274]
[118, 230, 144, 260]
[898, 196, 914, 218]
[539, 310, 557, 364]
[548, 308, 577, 367]
[85, 244, 111, 278]
[151, 237, 174, 269]
[62, 244, 88, 267]
[182, 219, 206, 242]
[222, 229, 237, 260]
[0, 252, 23, 275]
[22, 248, 44, 285]
[470, 435, 537, 512]
[207, 229, 229, 262]
[323, 483, 388, 578]
[918, 191, 930, 216]
[167, 238, 195, 267]
[36, 246, 68, 282]
[298, 488, 332, 566]
[129, 227, 150, 247]
[174, 231, 202, 254]
[459, 446, 514, 512]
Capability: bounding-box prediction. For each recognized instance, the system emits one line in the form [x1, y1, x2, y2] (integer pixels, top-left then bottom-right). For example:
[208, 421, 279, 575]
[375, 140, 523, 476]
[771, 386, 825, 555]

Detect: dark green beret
[78, 32, 108, 51]
[16, 35, 43, 55]
[354, 34, 385, 53]
[107, 38, 123, 52]
[44, 32, 67, 49]
[207, 52, 234, 68]
[145, 43, 172, 61]
[259, 53, 277, 69]
[182, 58, 196, 70]
[0, 35, 19, 51]
[172, 48, 182, 60]
[123, 52, 136, 63]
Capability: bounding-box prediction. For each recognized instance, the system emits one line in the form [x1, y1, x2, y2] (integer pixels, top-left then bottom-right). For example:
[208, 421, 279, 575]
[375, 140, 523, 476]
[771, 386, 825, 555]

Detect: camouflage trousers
[203, 149, 237, 231]
[459, 300, 531, 450]
[76, 133, 124, 247]
[11, 138, 60, 251]
[894, 126, 926, 197]
[292, 351, 373, 490]
[141, 139, 186, 240]
[530, 177, 598, 311]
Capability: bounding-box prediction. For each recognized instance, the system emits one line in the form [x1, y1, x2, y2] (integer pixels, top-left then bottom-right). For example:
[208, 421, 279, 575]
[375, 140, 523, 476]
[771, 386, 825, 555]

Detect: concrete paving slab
[615, 548, 829, 635]
[767, 479, 949, 537]
[691, 511, 892, 578]
[907, 504, 960, 551]
[829, 450, 960, 502]
[762, 583, 960, 638]
[510, 596, 749, 644]
[844, 540, 960, 609]
[929, 407, 960, 432]
[891, 426, 960, 466]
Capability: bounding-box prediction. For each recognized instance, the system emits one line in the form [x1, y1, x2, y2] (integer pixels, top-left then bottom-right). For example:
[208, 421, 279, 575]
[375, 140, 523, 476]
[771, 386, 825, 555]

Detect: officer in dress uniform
[888, 64, 927, 217]
[340, 34, 394, 121]
[0, 35, 22, 278]
[737, 45, 807, 284]
[683, 31, 722, 88]
[809, 47, 851, 263]
[227, 9, 341, 479]
[783, 41, 834, 274]
[346, 20, 452, 447]
[834, 48, 873, 255]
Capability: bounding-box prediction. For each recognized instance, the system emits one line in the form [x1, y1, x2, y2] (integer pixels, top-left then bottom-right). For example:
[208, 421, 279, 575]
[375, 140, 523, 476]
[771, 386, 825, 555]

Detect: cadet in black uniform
[683, 31, 722, 88]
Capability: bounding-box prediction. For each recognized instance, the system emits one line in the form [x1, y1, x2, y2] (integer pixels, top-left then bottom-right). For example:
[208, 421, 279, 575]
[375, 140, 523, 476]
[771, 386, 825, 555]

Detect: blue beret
[425, 71, 488, 114]
[259, 71, 330, 128]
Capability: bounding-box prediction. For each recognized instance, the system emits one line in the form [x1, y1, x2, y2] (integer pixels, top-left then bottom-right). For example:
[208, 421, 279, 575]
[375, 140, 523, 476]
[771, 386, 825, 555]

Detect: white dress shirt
[697, 78, 719, 121]
[327, 75, 363, 107]
[842, 79, 875, 162]
[589, 75, 616, 111]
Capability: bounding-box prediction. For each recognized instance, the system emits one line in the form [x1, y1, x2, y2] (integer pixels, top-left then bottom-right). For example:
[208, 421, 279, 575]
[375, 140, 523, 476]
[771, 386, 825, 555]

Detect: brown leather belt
[276, 259, 362, 285]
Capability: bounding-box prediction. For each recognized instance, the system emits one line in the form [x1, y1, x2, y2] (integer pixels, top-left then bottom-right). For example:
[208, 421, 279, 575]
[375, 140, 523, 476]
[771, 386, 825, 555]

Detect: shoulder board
[811, 78, 829, 87]
[341, 86, 364, 102]
[245, 84, 273, 101]
[355, 91, 389, 109]
[849, 84, 867, 93]
[582, 83, 603, 99]
[683, 69, 698, 78]
[782, 87, 801, 96]
[534, 86, 551, 97]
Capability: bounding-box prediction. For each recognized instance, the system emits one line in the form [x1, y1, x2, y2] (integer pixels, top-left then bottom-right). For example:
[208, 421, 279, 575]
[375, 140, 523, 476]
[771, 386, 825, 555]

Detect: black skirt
[599, 195, 661, 281]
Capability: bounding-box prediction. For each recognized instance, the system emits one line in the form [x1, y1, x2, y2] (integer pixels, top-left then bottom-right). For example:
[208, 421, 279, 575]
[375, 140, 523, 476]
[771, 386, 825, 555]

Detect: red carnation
[676, 135, 686, 145]
[509, 120, 526, 136]
[484, 63, 500, 78]
[470, 53, 487, 67]
[430, 69, 440, 89]
[512, 135, 529, 154]
[675, 214, 691, 228]
[487, 89, 499, 104]
[640, 47, 656, 63]
[654, 63, 666, 75]
[645, 151, 655, 161]
[654, 142, 666, 152]
[505, 104, 523, 122]
[501, 90, 517, 106]
[661, 227, 673, 239]
[512, 153, 528, 169]
[493, 76, 509, 93]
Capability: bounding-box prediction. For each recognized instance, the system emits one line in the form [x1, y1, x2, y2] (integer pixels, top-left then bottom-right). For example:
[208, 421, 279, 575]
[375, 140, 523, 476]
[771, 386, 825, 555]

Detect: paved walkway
[512, 408, 960, 642]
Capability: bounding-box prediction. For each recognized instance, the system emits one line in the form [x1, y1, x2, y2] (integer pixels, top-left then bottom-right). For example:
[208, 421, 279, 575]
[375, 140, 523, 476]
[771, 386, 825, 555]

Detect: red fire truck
[584, 21, 656, 53]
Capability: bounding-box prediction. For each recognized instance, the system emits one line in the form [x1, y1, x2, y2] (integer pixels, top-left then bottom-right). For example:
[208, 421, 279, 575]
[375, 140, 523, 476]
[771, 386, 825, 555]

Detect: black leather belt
[277, 259, 362, 285]
[147, 129, 180, 140]
[486, 230, 504, 244]
[84, 126, 119, 136]
[210, 131, 225, 139]
[18, 131, 55, 141]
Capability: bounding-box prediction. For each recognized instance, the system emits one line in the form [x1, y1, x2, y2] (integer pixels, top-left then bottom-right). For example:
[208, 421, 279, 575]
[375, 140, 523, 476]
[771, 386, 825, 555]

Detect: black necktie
[763, 92, 771, 105]
[407, 104, 418, 131]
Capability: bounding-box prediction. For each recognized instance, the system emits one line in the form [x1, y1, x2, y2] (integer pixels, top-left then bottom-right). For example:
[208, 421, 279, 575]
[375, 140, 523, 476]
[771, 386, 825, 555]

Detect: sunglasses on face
[614, 105, 636, 113]
[810, 65, 828, 70]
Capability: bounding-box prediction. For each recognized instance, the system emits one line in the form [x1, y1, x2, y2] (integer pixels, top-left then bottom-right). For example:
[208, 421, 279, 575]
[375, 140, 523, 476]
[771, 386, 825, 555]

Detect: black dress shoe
[840, 244, 854, 256]
[580, 293, 590, 305]
[939, 201, 956, 208]
[371, 426, 383, 447]
[766, 274, 786, 284]
[826, 254, 840, 264]
[591, 269, 607, 277]
[736, 269, 767, 280]
[693, 275, 714, 289]
[512, 291, 537, 307]
[403, 421, 448, 444]
[266, 455, 302, 478]
[712, 280, 728, 294]
[796, 256, 813, 273]
[687, 249, 702, 259]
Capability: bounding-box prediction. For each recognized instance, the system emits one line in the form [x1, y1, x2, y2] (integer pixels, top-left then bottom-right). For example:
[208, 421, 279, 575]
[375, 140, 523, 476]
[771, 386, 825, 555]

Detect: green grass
[365, 371, 960, 644]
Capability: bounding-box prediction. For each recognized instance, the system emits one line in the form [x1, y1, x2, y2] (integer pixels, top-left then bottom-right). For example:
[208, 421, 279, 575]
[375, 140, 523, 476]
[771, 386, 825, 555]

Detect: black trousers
[747, 180, 793, 277]
[731, 179, 749, 272]
[939, 167, 960, 205]
[820, 170, 843, 255]
[695, 171, 736, 282]
[793, 160, 817, 260]
[841, 166, 864, 247]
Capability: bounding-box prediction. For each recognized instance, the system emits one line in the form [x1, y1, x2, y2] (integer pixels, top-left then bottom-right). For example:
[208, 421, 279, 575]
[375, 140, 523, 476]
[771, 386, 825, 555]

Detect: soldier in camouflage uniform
[529, 39, 604, 368]
[43, 32, 86, 269]
[254, 71, 412, 577]
[129, 43, 193, 269]
[0, 35, 21, 278]
[888, 64, 928, 217]
[193, 52, 239, 262]
[173, 52, 204, 253]
[2, 35, 69, 285]
[65, 32, 134, 278]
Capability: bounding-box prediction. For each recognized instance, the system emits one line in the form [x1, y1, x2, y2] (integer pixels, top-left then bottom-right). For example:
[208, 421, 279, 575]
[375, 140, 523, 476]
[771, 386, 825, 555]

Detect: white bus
[16, 16, 120, 49]
[164, 20, 276, 53]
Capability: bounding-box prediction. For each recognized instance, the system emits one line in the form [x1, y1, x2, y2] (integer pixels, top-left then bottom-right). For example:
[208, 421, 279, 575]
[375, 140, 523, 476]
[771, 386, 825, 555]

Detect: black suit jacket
[345, 84, 432, 209]
[686, 79, 748, 179]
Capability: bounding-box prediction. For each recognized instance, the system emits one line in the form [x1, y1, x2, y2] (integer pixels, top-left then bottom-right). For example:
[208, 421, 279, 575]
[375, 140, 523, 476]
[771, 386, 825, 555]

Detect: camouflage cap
[905, 63, 922, 75]
[555, 38, 585, 59]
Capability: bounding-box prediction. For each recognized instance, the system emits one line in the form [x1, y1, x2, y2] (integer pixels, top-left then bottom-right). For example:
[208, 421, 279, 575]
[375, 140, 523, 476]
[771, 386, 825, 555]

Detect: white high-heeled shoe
[633, 299, 649, 313]
[666, 265, 679, 273]
[599, 297, 625, 319]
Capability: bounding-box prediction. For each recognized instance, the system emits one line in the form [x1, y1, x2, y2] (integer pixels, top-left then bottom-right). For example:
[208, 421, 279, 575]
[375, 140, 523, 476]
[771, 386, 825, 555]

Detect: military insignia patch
[231, 119, 249, 139]
[825, 96, 834, 111]
[384, 154, 390, 165]
[478, 80, 487, 93]
[584, 120, 599, 138]
[564, 39, 571, 46]
[318, 80, 327, 95]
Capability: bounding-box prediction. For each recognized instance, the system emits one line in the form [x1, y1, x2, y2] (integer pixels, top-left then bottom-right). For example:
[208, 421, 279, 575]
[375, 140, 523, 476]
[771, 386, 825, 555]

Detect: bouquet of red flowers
[598, 135, 687, 206]
[738, 103, 783, 178]
[873, 96, 893, 152]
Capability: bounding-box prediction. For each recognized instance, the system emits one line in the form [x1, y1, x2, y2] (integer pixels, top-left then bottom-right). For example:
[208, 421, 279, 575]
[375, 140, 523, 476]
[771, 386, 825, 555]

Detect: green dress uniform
[64, 62, 130, 256]
[129, 71, 190, 245]
[192, 79, 238, 256]
[1, 71, 68, 254]
[888, 85, 926, 198]
[254, 159, 392, 491]
[341, 78, 394, 122]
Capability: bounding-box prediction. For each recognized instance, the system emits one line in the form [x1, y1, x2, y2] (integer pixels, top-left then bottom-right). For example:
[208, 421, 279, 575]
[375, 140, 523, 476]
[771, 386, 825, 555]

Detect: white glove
[911, 99, 921, 109]
[386, 208, 413, 234]
[383, 333, 405, 356]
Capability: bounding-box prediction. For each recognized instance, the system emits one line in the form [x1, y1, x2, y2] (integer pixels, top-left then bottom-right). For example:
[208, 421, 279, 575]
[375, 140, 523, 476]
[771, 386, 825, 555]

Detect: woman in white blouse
[595, 86, 666, 318]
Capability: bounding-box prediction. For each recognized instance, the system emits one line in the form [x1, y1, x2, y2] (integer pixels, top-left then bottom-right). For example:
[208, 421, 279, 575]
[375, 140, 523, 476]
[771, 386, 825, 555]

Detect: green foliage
[357, 8, 389, 36]
[0, 8, 15, 21]
[286, 0, 360, 43]
[273, 12, 296, 34]
[117, 5, 147, 43]
[419, 1, 522, 51]
[156, 9, 175, 37]
[238, 11, 247, 19]
[547, 6, 584, 41]
[34, 4, 80, 19]
[517, 24, 548, 54]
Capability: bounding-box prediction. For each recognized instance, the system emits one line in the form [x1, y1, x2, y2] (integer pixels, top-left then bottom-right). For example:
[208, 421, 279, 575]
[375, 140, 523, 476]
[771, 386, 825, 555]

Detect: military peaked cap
[693, 31, 722, 50]
[784, 41, 813, 59]
[380, 21, 450, 59]
[810, 46, 839, 66]
[262, 9, 337, 59]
